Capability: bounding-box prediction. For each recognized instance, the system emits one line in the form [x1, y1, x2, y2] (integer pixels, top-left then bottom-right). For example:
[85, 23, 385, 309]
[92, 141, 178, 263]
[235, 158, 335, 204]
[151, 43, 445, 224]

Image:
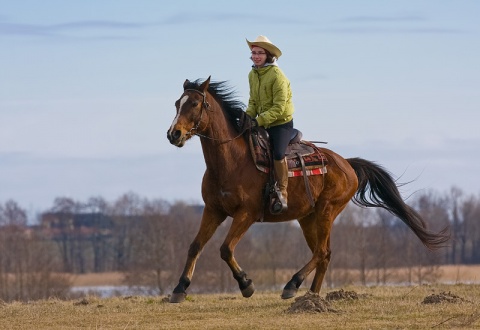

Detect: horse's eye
[192, 101, 199, 107]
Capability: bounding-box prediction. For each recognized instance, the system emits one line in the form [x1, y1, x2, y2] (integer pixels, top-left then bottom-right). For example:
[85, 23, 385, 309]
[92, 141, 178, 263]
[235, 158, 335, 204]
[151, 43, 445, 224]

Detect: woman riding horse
[246, 35, 294, 214]
[166, 77, 449, 303]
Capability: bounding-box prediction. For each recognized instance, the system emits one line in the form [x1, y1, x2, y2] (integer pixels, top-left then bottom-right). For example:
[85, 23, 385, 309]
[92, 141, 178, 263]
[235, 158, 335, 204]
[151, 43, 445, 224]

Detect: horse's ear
[183, 79, 190, 90]
[199, 76, 211, 93]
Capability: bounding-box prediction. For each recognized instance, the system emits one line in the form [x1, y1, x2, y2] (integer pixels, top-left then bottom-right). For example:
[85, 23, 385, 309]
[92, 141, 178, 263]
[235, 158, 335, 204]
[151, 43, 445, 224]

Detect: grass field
[0, 284, 479, 329]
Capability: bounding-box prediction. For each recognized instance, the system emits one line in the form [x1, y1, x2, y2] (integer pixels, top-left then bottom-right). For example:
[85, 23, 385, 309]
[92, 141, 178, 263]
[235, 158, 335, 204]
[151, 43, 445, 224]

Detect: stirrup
[269, 184, 288, 215]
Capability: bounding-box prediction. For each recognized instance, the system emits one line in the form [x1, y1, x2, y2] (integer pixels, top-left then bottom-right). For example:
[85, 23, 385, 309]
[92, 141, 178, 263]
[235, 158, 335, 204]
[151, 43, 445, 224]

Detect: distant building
[40, 212, 114, 239]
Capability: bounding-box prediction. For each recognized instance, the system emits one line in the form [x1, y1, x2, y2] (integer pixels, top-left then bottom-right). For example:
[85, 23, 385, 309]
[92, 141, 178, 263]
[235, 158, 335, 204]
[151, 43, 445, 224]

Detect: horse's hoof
[169, 292, 187, 303]
[281, 289, 297, 299]
[241, 282, 255, 298]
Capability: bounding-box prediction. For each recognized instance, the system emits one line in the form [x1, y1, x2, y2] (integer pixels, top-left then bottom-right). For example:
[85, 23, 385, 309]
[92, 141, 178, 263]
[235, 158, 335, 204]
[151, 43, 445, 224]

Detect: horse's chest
[204, 179, 245, 208]
[203, 167, 264, 214]
[211, 183, 241, 202]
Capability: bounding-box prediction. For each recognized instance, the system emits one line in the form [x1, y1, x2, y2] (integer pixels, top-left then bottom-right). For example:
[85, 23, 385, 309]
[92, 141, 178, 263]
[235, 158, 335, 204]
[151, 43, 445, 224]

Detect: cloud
[338, 14, 426, 23]
[159, 12, 302, 25]
[49, 20, 146, 30]
[316, 27, 465, 35]
[0, 11, 302, 39]
[0, 19, 150, 39]
[0, 22, 52, 36]
[322, 13, 465, 35]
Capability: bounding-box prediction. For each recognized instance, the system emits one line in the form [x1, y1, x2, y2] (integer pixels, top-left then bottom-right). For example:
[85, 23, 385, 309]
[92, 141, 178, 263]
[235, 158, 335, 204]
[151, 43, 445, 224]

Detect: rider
[245, 35, 295, 214]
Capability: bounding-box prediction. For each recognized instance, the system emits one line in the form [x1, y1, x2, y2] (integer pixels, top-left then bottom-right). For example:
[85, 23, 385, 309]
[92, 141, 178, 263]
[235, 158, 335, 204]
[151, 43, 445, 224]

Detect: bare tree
[458, 193, 480, 263]
[0, 201, 71, 302]
[46, 197, 81, 272]
[246, 223, 298, 290]
[84, 197, 112, 272]
[371, 210, 397, 285]
[2, 200, 27, 226]
[1, 183, 466, 297]
[448, 187, 463, 264]
[125, 202, 172, 294]
[110, 192, 143, 271]
[329, 204, 378, 286]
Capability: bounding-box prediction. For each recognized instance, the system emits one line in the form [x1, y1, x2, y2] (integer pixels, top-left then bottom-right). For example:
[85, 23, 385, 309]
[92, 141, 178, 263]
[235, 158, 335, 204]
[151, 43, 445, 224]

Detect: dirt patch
[286, 291, 339, 314]
[73, 298, 90, 306]
[326, 289, 359, 301]
[422, 291, 469, 304]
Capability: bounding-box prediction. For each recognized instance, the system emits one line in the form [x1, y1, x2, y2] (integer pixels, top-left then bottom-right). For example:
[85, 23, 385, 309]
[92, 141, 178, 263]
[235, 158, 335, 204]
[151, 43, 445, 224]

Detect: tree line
[0, 186, 479, 301]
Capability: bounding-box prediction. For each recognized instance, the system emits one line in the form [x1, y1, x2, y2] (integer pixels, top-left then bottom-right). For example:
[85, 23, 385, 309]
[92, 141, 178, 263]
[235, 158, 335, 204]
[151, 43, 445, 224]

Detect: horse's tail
[346, 157, 450, 250]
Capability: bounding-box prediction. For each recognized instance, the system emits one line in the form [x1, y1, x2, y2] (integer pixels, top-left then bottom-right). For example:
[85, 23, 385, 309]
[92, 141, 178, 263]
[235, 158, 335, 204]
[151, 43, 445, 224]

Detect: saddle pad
[287, 151, 328, 177]
[249, 133, 328, 177]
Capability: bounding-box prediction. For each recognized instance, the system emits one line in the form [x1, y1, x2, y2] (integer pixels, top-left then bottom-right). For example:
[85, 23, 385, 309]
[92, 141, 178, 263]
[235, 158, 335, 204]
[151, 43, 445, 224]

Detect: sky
[1, 0, 479, 216]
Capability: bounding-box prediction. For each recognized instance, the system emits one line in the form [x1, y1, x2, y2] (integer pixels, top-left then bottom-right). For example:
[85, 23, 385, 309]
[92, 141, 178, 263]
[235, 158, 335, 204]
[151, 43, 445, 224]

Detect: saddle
[248, 127, 328, 213]
[249, 127, 328, 177]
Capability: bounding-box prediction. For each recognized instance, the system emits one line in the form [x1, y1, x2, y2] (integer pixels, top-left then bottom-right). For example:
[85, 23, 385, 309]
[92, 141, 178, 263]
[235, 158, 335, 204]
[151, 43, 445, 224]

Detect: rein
[184, 89, 249, 145]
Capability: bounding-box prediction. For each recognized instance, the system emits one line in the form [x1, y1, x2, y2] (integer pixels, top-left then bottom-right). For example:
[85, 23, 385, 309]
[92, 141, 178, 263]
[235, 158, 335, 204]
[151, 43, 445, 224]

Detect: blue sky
[1, 0, 479, 214]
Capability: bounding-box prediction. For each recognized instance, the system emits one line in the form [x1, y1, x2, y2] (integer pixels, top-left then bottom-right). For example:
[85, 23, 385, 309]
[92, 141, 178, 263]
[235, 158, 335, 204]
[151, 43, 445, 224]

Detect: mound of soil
[326, 289, 359, 301]
[422, 291, 468, 304]
[286, 291, 338, 314]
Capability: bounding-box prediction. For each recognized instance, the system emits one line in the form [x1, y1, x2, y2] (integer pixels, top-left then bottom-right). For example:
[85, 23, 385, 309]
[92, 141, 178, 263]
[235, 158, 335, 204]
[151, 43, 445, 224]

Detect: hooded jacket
[245, 63, 294, 128]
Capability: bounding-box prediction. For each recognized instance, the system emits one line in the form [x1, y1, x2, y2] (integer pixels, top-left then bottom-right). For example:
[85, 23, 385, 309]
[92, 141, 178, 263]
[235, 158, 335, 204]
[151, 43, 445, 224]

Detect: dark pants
[267, 120, 294, 160]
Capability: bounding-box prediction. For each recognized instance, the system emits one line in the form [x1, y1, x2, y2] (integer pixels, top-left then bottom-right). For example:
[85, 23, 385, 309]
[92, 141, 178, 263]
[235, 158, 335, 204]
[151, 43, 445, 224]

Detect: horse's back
[317, 147, 358, 201]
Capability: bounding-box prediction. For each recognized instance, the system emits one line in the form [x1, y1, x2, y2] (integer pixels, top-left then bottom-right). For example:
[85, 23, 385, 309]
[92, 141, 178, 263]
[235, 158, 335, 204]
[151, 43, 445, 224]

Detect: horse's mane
[184, 79, 246, 127]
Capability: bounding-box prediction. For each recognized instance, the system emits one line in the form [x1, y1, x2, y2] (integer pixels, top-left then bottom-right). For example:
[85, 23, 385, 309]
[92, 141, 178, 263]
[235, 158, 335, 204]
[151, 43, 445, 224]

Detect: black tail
[347, 157, 450, 250]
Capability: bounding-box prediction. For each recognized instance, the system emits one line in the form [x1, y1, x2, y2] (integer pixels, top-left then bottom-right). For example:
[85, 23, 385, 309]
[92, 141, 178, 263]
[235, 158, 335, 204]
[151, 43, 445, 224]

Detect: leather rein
[184, 89, 249, 145]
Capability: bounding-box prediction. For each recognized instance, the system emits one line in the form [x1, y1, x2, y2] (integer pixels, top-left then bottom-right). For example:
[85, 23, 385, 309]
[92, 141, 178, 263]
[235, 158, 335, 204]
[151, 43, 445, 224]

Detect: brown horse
[166, 77, 449, 303]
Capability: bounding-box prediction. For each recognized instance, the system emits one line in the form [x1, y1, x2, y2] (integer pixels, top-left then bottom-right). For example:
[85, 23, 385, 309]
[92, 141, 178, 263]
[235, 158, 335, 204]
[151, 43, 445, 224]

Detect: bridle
[183, 89, 210, 137]
[183, 89, 249, 144]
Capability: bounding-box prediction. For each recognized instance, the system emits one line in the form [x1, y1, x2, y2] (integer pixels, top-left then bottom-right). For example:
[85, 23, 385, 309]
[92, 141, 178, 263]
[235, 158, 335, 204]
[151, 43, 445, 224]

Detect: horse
[166, 76, 449, 303]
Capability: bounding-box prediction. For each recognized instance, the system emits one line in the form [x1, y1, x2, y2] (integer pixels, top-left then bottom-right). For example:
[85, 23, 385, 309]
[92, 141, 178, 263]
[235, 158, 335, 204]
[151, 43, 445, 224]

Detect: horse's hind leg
[299, 213, 333, 294]
[282, 202, 344, 299]
[297, 213, 318, 253]
[170, 205, 226, 303]
[281, 212, 322, 299]
[220, 211, 256, 298]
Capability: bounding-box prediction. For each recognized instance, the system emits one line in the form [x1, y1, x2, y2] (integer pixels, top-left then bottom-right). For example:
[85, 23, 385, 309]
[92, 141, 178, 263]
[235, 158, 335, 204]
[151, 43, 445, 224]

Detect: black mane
[184, 78, 246, 125]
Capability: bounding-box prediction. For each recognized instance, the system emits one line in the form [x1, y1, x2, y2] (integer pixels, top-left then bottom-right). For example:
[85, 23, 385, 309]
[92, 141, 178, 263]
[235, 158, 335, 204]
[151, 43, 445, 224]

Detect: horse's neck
[200, 111, 249, 175]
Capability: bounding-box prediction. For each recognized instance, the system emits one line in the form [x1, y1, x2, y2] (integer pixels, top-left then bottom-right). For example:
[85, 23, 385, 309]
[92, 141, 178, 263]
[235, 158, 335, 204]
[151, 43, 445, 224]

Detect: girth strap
[297, 152, 315, 209]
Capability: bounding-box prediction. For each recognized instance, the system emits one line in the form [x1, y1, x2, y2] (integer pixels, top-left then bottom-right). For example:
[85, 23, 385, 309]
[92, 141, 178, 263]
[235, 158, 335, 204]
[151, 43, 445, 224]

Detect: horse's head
[167, 77, 211, 147]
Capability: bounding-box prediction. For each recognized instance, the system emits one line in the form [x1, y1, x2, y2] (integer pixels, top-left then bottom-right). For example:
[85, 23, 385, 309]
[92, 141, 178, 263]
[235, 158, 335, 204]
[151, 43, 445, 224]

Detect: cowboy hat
[246, 35, 282, 59]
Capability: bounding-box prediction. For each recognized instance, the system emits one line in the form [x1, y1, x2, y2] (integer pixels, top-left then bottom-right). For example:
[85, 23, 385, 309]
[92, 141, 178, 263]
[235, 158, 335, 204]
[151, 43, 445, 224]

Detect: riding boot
[272, 158, 288, 213]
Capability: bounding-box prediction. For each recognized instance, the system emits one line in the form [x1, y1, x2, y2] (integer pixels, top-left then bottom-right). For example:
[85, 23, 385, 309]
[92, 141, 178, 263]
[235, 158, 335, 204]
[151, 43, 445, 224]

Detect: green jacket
[246, 65, 294, 128]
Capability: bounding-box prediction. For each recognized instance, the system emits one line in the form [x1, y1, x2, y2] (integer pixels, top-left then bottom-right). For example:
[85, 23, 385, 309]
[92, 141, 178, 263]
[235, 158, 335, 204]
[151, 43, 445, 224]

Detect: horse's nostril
[167, 129, 182, 144]
[172, 130, 181, 140]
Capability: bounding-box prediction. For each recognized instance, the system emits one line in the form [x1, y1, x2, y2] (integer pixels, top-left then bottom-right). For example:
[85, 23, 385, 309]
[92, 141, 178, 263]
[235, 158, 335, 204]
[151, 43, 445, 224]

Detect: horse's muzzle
[167, 129, 185, 147]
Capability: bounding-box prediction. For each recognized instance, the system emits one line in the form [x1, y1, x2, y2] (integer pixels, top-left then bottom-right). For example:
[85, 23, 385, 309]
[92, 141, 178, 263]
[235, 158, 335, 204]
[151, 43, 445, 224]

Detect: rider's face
[251, 46, 267, 67]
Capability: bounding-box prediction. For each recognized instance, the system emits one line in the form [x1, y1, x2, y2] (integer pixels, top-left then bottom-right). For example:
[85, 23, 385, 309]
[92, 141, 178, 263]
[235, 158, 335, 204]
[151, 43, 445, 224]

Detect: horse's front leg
[170, 205, 226, 303]
[220, 211, 256, 298]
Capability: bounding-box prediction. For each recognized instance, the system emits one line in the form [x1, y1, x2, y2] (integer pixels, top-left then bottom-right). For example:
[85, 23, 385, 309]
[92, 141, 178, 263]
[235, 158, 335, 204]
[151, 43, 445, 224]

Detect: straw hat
[246, 35, 282, 59]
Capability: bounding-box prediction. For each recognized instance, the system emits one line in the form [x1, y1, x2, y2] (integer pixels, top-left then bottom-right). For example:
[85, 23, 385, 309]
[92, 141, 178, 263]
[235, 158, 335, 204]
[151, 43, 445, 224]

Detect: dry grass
[71, 272, 125, 286]
[439, 265, 480, 283]
[0, 284, 479, 329]
[70, 265, 480, 288]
